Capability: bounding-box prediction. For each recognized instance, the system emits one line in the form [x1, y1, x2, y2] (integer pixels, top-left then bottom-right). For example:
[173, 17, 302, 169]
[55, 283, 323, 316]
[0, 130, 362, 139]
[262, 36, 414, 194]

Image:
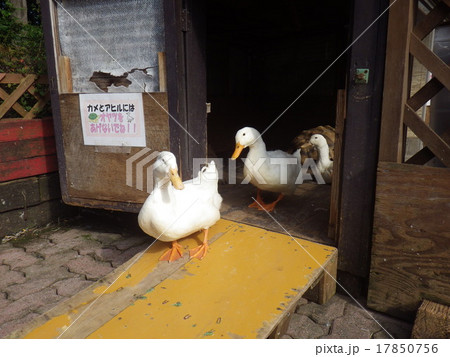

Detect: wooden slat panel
[413, 1, 450, 40]
[404, 104, 450, 167]
[368, 162, 450, 321]
[409, 33, 450, 90]
[378, 0, 414, 162]
[0, 155, 58, 182]
[0, 118, 54, 142]
[0, 75, 37, 118]
[0, 136, 56, 163]
[407, 77, 444, 111]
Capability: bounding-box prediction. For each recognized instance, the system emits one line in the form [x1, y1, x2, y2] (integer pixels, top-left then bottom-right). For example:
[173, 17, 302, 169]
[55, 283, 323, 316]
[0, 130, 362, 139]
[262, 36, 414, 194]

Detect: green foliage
[0, 0, 50, 118]
[0, 0, 47, 75]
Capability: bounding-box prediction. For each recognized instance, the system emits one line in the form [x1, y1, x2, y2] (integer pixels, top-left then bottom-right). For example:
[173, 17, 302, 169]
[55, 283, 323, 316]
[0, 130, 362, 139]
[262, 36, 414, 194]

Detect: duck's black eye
[243, 133, 246, 136]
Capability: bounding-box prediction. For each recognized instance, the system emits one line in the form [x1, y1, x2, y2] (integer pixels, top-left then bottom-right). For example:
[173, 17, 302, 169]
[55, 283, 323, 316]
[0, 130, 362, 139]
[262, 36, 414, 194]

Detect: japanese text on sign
[79, 93, 146, 147]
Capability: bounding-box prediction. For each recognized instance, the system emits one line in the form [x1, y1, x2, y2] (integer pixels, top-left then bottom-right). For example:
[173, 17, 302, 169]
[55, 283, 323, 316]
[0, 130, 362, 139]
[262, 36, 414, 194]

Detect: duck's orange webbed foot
[253, 193, 284, 212]
[248, 189, 265, 209]
[159, 241, 183, 262]
[190, 229, 209, 260]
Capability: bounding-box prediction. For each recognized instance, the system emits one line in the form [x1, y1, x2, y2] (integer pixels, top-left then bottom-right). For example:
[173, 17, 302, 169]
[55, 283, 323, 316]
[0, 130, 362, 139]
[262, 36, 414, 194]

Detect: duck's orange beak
[169, 168, 184, 190]
[231, 142, 245, 160]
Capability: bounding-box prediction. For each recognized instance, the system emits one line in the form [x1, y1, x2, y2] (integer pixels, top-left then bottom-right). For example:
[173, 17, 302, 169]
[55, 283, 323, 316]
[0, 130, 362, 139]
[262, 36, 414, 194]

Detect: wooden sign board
[59, 93, 169, 212]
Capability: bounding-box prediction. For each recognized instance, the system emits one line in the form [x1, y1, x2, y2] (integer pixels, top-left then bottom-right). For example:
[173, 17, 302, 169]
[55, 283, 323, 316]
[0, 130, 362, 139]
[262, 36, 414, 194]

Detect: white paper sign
[79, 93, 146, 147]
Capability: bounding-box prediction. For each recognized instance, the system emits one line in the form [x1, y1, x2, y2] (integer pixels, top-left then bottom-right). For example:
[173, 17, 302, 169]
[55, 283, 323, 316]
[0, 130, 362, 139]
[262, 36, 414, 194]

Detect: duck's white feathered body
[244, 144, 301, 195]
[138, 153, 222, 244]
[310, 134, 333, 184]
[232, 127, 301, 211]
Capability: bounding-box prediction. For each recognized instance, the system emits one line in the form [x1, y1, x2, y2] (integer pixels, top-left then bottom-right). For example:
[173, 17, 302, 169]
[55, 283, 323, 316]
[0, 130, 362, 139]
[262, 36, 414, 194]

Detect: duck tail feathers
[293, 148, 301, 163]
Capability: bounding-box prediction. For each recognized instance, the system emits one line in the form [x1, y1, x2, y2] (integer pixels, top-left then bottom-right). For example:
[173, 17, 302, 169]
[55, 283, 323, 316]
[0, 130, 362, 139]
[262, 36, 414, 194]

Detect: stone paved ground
[0, 211, 412, 339]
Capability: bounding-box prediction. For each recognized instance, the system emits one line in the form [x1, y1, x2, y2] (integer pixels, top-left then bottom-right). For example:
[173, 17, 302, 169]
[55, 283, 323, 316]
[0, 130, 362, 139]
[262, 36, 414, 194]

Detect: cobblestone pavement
[0, 211, 412, 339]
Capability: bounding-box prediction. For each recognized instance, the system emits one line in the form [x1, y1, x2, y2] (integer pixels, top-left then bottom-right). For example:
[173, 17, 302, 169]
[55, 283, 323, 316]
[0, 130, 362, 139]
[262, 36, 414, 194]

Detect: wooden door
[41, 0, 207, 211]
[164, 0, 207, 180]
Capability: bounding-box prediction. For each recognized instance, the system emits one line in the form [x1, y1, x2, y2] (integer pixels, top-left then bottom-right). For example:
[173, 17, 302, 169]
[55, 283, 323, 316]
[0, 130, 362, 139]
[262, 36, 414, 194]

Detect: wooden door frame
[164, 0, 207, 180]
[336, 0, 389, 279]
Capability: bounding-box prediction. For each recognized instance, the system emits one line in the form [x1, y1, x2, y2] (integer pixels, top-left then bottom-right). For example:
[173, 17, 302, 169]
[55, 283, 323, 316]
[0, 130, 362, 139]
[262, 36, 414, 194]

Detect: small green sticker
[126, 274, 131, 279]
[172, 301, 182, 307]
[204, 330, 215, 336]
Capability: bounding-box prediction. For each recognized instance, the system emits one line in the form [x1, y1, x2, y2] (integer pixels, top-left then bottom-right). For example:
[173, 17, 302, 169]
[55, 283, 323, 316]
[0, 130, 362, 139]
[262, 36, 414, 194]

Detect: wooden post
[378, 0, 415, 162]
[337, 0, 389, 278]
[304, 250, 338, 305]
[328, 89, 346, 241]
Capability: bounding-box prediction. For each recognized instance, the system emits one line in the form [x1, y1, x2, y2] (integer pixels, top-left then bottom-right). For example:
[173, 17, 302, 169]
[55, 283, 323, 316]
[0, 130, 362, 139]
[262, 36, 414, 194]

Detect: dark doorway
[205, 1, 352, 244]
[206, 0, 351, 156]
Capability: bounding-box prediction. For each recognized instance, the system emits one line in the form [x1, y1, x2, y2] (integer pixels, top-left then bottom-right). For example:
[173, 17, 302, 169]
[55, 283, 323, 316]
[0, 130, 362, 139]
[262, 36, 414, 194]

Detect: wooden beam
[0, 118, 54, 143]
[405, 129, 450, 165]
[405, 146, 434, 164]
[0, 136, 56, 163]
[410, 33, 450, 90]
[404, 104, 450, 167]
[379, 0, 414, 162]
[0, 155, 58, 182]
[407, 77, 444, 111]
[57, 56, 73, 93]
[158, 52, 167, 92]
[413, 1, 450, 40]
[0, 73, 48, 84]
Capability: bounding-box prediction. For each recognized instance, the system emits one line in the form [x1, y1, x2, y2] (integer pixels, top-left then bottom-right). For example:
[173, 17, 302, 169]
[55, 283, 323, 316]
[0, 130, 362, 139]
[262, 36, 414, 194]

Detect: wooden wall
[0, 118, 75, 237]
[368, 162, 450, 321]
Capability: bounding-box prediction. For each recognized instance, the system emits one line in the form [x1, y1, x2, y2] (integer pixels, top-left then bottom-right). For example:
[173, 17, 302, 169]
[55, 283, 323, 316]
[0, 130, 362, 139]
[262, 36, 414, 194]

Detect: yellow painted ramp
[14, 219, 337, 339]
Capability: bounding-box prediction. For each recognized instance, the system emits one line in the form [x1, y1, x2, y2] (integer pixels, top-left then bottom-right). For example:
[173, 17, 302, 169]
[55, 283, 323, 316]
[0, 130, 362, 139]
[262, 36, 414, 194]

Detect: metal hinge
[181, 9, 191, 32]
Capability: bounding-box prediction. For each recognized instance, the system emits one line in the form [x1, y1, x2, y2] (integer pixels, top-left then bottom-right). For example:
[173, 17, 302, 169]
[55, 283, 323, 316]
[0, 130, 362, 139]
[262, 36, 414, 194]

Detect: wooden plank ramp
[9, 219, 337, 339]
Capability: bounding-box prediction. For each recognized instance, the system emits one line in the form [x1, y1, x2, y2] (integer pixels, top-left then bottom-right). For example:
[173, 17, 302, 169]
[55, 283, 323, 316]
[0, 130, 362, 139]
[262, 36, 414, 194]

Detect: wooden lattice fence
[0, 73, 57, 182]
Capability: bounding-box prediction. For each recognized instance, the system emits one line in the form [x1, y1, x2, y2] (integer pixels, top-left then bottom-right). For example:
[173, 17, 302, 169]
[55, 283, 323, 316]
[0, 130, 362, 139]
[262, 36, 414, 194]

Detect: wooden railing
[378, 0, 450, 167]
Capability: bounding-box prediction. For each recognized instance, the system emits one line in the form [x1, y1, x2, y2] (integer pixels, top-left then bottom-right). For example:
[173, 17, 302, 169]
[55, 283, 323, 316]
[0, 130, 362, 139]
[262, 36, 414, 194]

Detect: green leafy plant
[0, 0, 47, 75]
[0, 0, 50, 118]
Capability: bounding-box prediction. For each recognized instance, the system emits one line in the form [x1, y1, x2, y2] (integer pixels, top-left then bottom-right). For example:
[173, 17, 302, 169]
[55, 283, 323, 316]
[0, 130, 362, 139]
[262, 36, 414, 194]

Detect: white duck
[309, 134, 333, 184]
[231, 127, 301, 212]
[138, 151, 222, 262]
